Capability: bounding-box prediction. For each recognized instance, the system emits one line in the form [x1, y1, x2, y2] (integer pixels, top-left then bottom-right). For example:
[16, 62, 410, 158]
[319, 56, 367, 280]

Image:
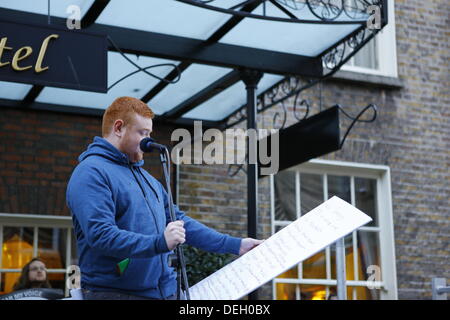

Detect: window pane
[277, 265, 299, 280]
[300, 173, 323, 214]
[1, 226, 34, 266]
[1, 226, 34, 293]
[0, 272, 21, 295]
[328, 175, 351, 202]
[358, 231, 381, 282]
[0, 273, 4, 293]
[299, 285, 336, 300]
[276, 283, 300, 300]
[329, 234, 353, 280]
[354, 38, 378, 69]
[38, 228, 66, 269]
[38, 228, 66, 290]
[344, 234, 357, 281]
[347, 286, 380, 300]
[70, 230, 78, 266]
[274, 171, 296, 221]
[362, 286, 380, 300]
[302, 250, 327, 279]
[355, 177, 378, 226]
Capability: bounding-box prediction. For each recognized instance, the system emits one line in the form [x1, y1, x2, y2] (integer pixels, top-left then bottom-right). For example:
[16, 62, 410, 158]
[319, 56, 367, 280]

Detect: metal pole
[161, 150, 190, 300]
[240, 69, 262, 300]
[48, 0, 51, 24]
[336, 237, 347, 300]
[432, 278, 449, 300]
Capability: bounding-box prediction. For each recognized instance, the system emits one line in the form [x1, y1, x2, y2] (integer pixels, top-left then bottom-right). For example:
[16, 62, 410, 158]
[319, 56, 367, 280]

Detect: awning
[0, 0, 388, 300]
[0, 0, 387, 128]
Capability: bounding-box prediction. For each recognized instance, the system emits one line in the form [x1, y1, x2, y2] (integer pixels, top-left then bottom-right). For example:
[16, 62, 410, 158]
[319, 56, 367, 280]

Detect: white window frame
[270, 159, 398, 300]
[0, 213, 74, 297]
[341, 0, 398, 78]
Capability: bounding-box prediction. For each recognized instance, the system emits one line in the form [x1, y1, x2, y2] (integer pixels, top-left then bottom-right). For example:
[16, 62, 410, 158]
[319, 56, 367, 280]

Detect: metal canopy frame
[177, 0, 378, 24]
[0, 0, 387, 128]
[0, 0, 389, 300]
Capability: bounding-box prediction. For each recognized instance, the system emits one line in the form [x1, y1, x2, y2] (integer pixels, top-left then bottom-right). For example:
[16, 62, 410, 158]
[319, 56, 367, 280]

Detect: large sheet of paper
[189, 196, 372, 300]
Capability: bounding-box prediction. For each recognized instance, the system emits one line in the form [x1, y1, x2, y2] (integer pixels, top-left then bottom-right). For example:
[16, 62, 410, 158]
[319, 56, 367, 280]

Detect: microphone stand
[159, 147, 190, 300]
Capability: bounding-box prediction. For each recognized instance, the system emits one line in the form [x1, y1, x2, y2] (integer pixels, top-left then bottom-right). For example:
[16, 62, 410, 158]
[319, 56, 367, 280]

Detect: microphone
[140, 137, 167, 153]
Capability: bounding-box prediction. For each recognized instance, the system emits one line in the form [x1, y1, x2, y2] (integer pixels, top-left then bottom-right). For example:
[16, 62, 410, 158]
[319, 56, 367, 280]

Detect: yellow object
[1, 234, 33, 293]
[276, 247, 369, 300]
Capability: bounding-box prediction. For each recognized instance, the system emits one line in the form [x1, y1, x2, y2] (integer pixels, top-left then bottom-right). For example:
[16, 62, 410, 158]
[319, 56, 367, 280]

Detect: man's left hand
[239, 238, 264, 256]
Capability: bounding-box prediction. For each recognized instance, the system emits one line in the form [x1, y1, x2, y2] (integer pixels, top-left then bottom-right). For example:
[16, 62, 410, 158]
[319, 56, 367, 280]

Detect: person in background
[13, 257, 51, 291]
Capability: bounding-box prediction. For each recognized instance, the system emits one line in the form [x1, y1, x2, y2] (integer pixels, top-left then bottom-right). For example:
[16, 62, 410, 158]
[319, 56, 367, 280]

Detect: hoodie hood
[78, 136, 144, 167]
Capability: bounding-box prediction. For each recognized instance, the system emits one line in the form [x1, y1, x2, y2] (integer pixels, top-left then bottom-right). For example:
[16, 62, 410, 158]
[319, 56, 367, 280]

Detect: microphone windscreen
[140, 137, 154, 152]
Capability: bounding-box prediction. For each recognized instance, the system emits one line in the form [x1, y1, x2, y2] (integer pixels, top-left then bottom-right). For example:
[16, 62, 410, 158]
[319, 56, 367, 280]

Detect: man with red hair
[66, 97, 262, 300]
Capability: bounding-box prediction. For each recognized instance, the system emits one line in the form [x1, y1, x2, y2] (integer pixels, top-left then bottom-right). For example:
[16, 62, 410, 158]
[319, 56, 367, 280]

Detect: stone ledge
[328, 70, 405, 89]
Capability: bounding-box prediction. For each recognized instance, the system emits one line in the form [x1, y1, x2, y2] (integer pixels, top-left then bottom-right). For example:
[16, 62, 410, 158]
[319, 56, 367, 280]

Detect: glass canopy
[0, 0, 95, 19]
[36, 52, 177, 111]
[0, 0, 387, 126]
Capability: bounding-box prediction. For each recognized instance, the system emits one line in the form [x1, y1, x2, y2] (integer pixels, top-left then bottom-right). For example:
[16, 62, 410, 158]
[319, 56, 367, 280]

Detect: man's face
[118, 113, 153, 163]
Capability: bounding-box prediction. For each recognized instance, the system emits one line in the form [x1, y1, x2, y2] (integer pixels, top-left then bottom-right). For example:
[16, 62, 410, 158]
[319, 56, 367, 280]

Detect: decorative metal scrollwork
[226, 75, 317, 129]
[177, 0, 383, 24]
[306, 0, 344, 21]
[183, 0, 385, 177]
[337, 103, 378, 148]
[106, 36, 181, 90]
[275, 0, 308, 11]
[224, 23, 381, 176]
[343, 0, 378, 20]
[225, 22, 378, 130]
[321, 27, 368, 74]
[293, 95, 310, 122]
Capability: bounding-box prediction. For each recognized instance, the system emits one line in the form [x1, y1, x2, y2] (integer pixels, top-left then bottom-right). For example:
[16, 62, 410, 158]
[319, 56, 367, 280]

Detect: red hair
[102, 96, 155, 137]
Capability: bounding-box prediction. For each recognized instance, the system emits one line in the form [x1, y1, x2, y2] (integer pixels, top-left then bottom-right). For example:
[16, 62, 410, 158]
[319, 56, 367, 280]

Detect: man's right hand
[164, 220, 186, 251]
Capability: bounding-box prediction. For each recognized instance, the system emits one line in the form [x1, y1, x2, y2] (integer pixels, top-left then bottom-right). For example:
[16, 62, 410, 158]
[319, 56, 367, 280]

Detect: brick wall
[382, 0, 449, 299]
[0, 107, 173, 216]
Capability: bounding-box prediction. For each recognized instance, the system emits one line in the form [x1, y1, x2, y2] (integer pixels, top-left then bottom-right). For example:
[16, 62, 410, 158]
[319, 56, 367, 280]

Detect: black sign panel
[0, 20, 107, 93]
[258, 106, 341, 176]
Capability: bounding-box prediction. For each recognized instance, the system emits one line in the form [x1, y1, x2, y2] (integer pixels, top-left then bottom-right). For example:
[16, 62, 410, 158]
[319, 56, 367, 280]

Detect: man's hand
[164, 220, 186, 251]
[239, 238, 264, 256]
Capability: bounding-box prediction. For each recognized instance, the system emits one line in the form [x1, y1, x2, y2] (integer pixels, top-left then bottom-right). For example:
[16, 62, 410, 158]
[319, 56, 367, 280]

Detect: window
[342, 0, 398, 77]
[0, 214, 76, 296]
[271, 159, 397, 300]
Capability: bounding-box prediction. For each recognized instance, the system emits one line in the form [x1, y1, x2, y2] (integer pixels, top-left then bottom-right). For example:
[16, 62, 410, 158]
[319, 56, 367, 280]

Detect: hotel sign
[0, 20, 107, 93]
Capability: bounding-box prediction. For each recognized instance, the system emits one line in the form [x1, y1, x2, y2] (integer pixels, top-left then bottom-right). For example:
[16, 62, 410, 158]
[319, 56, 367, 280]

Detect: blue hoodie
[66, 136, 241, 299]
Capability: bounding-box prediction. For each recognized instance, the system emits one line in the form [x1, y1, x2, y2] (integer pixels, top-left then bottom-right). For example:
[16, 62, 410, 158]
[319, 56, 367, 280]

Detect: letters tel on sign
[0, 19, 107, 93]
[0, 34, 59, 73]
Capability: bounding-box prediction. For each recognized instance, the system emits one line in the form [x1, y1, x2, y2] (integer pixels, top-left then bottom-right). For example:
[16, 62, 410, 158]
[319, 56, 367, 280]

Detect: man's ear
[113, 119, 125, 137]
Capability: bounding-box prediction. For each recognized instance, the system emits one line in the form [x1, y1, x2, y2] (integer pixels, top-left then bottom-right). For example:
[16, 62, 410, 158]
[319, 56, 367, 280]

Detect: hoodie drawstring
[128, 165, 168, 300]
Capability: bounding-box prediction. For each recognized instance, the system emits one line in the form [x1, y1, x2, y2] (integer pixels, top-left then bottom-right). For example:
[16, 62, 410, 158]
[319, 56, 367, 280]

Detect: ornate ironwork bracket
[177, 0, 383, 24]
[106, 36, 182, 90]
[226, 102, 377, 177]
[337, 103, 377, 149]
[225, 21, 382, 129]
